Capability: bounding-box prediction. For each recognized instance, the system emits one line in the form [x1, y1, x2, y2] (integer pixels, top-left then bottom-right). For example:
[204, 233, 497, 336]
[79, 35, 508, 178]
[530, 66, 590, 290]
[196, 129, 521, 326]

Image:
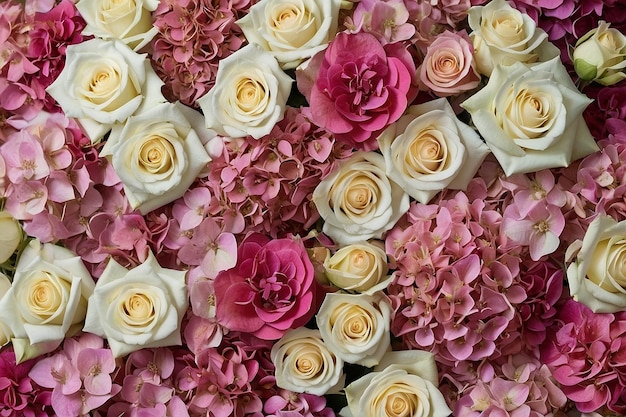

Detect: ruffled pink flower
[0, 348, 51, 417]
[299, 31, 417, 151]
[214, 234, 322, 340]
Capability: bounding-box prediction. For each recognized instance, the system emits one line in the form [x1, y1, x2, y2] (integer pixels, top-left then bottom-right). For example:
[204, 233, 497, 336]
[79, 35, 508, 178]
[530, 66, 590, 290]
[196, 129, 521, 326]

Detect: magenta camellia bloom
[214, 234, 320, 340]
[301, 31, 418, 151]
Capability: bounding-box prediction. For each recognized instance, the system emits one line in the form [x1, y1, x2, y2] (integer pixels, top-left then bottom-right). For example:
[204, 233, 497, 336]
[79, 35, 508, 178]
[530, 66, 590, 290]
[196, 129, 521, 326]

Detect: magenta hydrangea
[0, 347, 51, 417]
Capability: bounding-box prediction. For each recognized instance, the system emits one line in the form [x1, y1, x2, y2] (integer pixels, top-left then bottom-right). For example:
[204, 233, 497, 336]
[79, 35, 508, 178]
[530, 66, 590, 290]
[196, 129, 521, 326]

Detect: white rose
[0, 211, 22, 264]
[83, 250, 188, 357]
[0, 240, 95, 361]
[324, 241, 390, 293]
[271, 327, 344, 396]
[573, 21, 626, 86]
[197, 43, 293, 139]
[101, 102, 212, 214]
[378, 98, 490, 204]
[237, 0, 342, 69]
[46, 38, 165, 142]
[316, 291, 391, 367]
[462, 58, 598, 176]
[468, 0, 559, 76]
[76, 0, 159, 51]
[341, 351, 452, 417]
[313, 151, 409, 246]
[0, 273, 12, 348]
[566, 215, 626, 313]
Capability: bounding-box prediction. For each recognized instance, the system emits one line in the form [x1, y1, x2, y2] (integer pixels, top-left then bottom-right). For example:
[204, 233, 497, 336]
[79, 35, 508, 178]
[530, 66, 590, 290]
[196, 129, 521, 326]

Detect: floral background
[1, 0, 626, 416]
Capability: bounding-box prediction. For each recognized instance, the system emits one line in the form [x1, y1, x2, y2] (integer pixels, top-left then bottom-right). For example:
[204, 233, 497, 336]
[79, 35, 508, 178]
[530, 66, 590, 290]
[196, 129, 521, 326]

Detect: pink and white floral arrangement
[1, 0, 626, 416]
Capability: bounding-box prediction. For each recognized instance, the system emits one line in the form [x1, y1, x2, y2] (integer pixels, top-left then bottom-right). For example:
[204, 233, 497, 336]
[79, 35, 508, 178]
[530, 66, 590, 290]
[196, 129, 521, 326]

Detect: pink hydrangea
[299, 31, 418, 151]
[214, 234, 322, 340]
[0, 347, 51, 417]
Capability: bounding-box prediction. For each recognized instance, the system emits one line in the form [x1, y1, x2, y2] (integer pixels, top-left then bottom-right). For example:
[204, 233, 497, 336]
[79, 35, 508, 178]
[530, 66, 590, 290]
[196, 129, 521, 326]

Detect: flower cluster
[2, 0, 626, 416]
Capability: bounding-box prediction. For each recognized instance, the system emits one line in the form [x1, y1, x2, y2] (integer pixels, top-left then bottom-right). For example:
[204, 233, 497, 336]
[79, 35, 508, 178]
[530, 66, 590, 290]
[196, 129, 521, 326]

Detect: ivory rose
[419, 30, 480, 97]
[0, 240, 95, 362]
[0, 211, 22, 264]
[46, 38, 165, 142]
[316, 291, 391, 367]
[461, 58, 598, 176]
[237, 0, 341, 69]
[467, 0, 559, 76]
[198, 44, 292, 139]
[76, 0, 159, 51]
[83, 250, 188, 357]
[0, 273, 12, 348]
[101, 102, 212, 214]
[298, 31, 417, 151]
[573, 21, 626, 86]
[324, 241, 390, 293]
[214, 234, 320, 340]
[313, 151, 409, 246]
[566, 215, 626, 313]
[271, 327, 344, 396]
[378, 98, 490, 204]
[342, 351, 451, 417]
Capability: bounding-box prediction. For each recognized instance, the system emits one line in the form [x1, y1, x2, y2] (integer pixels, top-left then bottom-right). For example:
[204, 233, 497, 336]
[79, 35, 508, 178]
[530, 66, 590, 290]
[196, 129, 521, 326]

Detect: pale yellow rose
[0, 211, 22, 264]
[46, 38, 165, 142]
[462, 58, 598, 176]
[0, 273, 12, 347]
[573, 21, 626, 86]
[341, 351, 451, 417]
[271, 327, 344, 396]
[468, 0, 559, 76]
[102, 102, 212, 214]
[198, 44, 292, 139]
[316, 291, 391, 367]
[378, 98, 490, 204]
[567, 215, 626, 313]
[0, 240, 95, 361]
[83, 250, 188, 357]
[76, 0, 159, 51]
[324, 241, 390, 293]
[237, 0, 341, 69]
[313, 151, 409, 246]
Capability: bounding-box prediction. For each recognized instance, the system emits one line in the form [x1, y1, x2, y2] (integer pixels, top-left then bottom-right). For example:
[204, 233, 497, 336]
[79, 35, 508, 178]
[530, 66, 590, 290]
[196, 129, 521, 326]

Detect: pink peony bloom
[214, 234, 321, 340]
[299, 31, 417, 151]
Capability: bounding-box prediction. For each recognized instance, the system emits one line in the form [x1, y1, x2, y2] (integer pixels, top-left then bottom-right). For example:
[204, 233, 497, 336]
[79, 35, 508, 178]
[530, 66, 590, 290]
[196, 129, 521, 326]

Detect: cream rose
[237, 0, 341, 69]
[341, 351, 451, 417]
[0, 210, 22, 264]
[46, 38, 165, 142]
[313, 151, 409, 246]
[461, 58, 598, 176]
[573, 21, 626, 86]
[566, 215, 626, 313]
[324, 241, 390, 293]
[0, 273, 12, 348]
[271, 327, 344, 396]
[197, 44, 293, 139]
[379, 98, 490, 204]
[101, 102, 212, 214]
[76, 0, 159, 51]
[83, 250, 188, 357]
[0, 240, 95, 361]
[316, 291, 391, 367]
[467, 0, 559, 76]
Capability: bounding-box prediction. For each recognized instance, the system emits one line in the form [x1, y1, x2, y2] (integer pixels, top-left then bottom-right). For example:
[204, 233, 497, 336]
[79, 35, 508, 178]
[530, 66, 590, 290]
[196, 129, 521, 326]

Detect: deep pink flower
[214, 234, 321, 340]
[300, 31, 417, 151]
[0, 348, 52, 417]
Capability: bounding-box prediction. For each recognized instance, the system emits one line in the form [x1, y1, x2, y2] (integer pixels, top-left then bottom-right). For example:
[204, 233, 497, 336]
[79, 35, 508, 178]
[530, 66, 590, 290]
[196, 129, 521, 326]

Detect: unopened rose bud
[573, 21, 626, 86]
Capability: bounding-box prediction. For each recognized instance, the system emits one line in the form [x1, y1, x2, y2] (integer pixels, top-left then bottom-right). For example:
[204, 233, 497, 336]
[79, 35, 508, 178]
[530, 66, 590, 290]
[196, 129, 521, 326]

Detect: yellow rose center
[138, 136, 175, 174]
[19, 271, 70, 325]
[344, 176, 378, 213]
[121, 291, 156, 327]
[587, 239, 626, 293]
[502, 88, 554, 139]
[88, 69, 122, 105]
[268, 3, 316, 48]
[294, 347, 323, 377]
[234, 76, 267, 115]
[407, 130, 446, 173]
[386, 391, 417, 417]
